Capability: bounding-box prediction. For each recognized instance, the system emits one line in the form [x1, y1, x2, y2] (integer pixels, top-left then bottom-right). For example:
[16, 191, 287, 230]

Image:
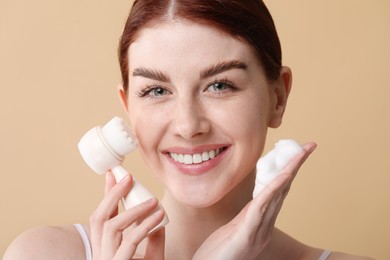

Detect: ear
[117, 84, 129, 113]
[268, 66, 292, 128]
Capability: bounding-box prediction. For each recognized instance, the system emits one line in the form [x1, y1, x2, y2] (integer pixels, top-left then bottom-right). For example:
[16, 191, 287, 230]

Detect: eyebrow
[132, 68, 170, 82]
[132, 60, 247, 82]
[199, 60, 247, 79]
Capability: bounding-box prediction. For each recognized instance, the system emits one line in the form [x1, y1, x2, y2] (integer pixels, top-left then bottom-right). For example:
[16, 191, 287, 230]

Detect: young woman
[4, 1, 371, 259]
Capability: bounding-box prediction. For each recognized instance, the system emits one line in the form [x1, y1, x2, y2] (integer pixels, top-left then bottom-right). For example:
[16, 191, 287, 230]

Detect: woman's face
[124, 20, 284, 208]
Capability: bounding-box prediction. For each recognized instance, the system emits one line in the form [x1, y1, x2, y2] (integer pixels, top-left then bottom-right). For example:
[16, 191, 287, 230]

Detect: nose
[172, 98, 211, 139]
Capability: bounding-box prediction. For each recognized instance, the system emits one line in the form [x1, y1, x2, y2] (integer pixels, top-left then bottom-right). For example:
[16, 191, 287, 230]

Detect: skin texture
[125, 20, 283, 208]
[4, 20, 374, 260]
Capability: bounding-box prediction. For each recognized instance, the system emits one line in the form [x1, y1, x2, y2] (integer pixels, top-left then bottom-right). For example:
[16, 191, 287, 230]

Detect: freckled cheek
[217, 98, 268, 132]
[219, 98, 269, 154]
[129, 106, 167, 155]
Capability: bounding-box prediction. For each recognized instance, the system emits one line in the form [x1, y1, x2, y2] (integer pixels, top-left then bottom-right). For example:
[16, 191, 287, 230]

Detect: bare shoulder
[3, 224, 88, 260]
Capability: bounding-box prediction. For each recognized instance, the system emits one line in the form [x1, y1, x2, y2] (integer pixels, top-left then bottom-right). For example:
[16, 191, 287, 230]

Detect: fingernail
[308, 143, 317, 154]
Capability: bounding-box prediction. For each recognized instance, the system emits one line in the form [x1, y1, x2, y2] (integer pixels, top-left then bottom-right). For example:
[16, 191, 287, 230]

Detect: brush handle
[111, 165, 169, 234]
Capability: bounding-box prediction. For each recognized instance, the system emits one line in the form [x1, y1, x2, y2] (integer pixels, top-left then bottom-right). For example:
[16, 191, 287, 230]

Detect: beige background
[1, 1, 389, 259]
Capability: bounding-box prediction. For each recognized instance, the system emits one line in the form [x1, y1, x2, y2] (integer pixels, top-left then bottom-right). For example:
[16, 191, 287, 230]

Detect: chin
[169, 184, 231, 209]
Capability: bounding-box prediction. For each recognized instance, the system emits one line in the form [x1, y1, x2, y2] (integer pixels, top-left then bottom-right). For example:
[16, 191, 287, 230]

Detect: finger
[231, 142, 317, 252]
[255, 141, 316, 207]
[243, 171, 291, 233]
[105, 170, 117, 195]
[103, 198, 158, 234]
[230, 163, 292, 229]
[251, 142, 317, 241]
[114, 208, 165, 259]
[256, 186, 289, 243]
[93, 175, 133, 225]
[105, 171, 119, 219]
[266, 188, 289, 231]
[144, 227, 166, 260]
[89, 175, 133, 256]
[268, 142, 316, 196]
[281, 143, 314, 177]
[302, 141, 317, 154]
[244, 145, 313, 232]
[239, 142, 317, 224]
[100, 198, 159, 259]
[275, 141, 317, 195]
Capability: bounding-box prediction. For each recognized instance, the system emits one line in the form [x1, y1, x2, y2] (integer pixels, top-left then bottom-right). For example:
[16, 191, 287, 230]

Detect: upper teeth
[169, 148, 223, 165]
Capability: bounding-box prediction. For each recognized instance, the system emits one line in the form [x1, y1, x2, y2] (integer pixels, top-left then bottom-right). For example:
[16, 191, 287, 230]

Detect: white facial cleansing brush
[253, 139, 303, 198]
[78, 116, 168, 233]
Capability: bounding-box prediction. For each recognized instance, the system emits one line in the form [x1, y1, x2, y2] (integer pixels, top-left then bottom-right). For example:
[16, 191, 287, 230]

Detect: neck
[161, 169, 256, 259]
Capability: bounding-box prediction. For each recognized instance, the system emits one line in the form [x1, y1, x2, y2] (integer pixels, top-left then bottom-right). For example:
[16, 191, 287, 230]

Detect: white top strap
[319, 250, 332, 260]
[74, 224, 93, 260]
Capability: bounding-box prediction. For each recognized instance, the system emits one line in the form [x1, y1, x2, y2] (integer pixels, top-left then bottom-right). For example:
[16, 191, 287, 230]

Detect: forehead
[128, 20, 260, 71]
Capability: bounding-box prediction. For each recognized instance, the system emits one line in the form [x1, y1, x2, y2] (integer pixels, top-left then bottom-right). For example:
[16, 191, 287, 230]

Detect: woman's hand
[193, 142, 317, 260]
[89, 172, 165, 260]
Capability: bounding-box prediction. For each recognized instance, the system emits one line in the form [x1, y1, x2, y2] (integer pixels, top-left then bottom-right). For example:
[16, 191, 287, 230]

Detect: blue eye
[137, 86, 170, 99]
[210, 82, 229, 91]
[206, 80, 236, 93]
[150, 87, 168, 96]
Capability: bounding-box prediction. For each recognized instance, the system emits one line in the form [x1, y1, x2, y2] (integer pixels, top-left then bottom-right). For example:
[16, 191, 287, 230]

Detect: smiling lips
[169, 148, 225, 165]
[164, 146, 228, 175]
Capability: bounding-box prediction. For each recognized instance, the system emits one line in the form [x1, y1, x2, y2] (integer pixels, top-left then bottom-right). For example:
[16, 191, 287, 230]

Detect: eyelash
[136, 78, 238, 99]
[206, 78, 237, 94]
[136, 85, 170, 99]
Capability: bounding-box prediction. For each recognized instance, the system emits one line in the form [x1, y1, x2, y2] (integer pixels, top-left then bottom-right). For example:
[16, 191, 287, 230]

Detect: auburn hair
[118, 0, 282, 92]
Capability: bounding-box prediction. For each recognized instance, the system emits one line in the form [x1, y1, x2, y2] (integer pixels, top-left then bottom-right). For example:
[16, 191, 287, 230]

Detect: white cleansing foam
[253, 140, 303, 198]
